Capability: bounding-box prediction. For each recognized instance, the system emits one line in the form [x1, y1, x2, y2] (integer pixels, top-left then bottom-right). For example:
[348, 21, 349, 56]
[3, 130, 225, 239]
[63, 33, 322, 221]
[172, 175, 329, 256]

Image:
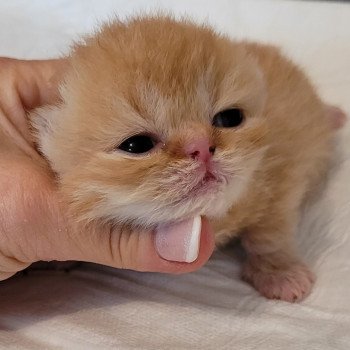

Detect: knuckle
[109, 224, 138, 270]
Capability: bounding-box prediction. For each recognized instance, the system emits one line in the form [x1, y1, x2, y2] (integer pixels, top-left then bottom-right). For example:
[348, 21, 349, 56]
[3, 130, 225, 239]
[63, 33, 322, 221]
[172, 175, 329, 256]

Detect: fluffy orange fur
[32, 16, 341, 302]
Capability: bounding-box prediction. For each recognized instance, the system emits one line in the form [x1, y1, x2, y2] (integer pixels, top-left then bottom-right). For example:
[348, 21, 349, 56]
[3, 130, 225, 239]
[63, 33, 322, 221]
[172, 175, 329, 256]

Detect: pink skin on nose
[184, 137, 215, 162]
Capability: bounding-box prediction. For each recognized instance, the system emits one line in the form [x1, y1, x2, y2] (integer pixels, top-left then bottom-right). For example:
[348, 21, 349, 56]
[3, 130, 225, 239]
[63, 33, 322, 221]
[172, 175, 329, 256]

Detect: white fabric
[1, 1, 350, 349]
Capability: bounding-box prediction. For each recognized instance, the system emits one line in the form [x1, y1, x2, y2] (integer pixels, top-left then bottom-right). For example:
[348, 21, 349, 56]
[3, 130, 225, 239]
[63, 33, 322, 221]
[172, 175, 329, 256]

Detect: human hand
[0, 58, 215, 281]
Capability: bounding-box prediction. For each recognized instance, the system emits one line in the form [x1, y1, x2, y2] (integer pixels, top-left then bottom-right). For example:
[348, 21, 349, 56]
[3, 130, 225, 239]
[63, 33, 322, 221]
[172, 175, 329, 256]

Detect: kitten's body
[32, 16, 342, 302]
[214, 43, 331, 241]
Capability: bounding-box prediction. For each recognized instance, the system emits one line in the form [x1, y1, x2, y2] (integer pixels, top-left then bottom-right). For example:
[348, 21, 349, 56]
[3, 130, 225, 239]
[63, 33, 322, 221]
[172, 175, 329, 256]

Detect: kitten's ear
[30, 57, 70, 143]
[325, 105, 347, 130]
[30, 101, 67, 174]
[29, 60, 76, 175]
[30, 57, 80, 175]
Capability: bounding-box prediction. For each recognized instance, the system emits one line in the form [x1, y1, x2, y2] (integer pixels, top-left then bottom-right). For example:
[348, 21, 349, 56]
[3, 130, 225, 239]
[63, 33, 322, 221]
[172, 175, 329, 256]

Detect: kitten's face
[37, 18, 268, 227]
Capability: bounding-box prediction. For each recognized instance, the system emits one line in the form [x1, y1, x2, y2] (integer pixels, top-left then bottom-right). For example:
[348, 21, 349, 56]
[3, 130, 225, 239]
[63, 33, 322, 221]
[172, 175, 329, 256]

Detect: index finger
[9, 58, 68, 110]
[0, 58, 68, 148]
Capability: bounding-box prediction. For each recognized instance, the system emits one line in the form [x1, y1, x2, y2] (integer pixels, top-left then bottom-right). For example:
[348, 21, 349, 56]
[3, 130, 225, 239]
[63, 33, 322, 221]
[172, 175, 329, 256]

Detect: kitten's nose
[185, 137, 215, 162]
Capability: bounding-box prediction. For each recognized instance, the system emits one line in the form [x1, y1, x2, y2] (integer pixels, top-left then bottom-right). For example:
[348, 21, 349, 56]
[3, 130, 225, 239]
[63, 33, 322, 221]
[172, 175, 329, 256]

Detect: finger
[5, 155, 216, 274]
[135, 218, 216, 274]
[0, 58, 68, 109]
[1, 140, 215, 275]
[0, 58, 30, 142]
[50, 218, 216, 275]
[0, 256, 30, 281]
[0, 58, 68, 145]
[16, 58, 68, 110]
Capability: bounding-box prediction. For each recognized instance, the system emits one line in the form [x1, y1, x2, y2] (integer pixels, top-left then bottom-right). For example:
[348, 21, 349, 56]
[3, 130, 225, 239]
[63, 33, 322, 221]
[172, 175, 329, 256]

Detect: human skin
[0, 58, 215, 281]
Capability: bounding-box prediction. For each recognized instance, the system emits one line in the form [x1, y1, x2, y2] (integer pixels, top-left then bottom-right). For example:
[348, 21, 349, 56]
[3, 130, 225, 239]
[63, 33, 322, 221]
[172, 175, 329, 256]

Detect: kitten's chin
[79, 173, 249, 229]
[114, 183, 238, 229]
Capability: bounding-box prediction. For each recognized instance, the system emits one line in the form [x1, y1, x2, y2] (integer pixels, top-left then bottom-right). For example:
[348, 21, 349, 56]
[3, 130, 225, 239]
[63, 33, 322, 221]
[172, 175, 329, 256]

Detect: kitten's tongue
[155, 216, 202, 263]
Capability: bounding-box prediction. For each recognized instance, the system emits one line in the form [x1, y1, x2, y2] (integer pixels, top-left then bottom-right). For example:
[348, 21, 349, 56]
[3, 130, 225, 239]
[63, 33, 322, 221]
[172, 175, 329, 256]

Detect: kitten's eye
[118, 135, 156, 154]
[212, 108, 244, 128]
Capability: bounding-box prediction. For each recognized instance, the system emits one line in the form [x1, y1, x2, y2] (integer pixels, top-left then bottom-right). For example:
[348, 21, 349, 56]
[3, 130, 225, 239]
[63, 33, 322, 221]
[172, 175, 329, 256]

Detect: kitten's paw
[242, 261, 315, 302]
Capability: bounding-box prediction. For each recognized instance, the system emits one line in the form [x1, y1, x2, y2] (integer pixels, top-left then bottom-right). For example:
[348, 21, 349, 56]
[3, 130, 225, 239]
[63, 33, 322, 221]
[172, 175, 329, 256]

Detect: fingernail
[155, 216, 201, 263]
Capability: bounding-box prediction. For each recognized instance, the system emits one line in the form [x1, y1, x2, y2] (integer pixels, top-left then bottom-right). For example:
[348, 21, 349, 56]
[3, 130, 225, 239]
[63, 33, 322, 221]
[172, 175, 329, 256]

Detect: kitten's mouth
[203, 172, 217, 182]
[187, 171, 220, 197]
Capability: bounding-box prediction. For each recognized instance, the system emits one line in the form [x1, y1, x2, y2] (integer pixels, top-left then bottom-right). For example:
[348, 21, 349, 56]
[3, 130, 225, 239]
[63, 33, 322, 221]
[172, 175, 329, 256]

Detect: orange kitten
[32, 16, 345, 302]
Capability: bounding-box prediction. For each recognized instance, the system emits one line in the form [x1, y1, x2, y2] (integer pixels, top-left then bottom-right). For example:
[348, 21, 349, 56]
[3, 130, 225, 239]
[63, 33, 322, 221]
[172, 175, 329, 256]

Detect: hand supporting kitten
[0, 58, 215, 281]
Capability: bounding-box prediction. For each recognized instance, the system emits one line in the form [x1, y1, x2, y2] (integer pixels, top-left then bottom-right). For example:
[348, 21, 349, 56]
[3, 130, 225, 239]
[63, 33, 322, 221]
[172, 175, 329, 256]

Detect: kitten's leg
[241, 219, 314, 302]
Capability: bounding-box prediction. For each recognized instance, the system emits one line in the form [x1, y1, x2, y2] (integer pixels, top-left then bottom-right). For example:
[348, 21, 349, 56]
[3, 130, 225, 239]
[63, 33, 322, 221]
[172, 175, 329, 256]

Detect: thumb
[1, 153, 215, 276]
[51, 217, 215, 274]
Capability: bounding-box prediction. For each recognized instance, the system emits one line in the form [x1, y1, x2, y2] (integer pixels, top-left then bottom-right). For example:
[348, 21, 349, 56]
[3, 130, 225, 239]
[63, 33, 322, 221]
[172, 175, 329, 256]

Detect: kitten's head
[34, 16, 268, 227]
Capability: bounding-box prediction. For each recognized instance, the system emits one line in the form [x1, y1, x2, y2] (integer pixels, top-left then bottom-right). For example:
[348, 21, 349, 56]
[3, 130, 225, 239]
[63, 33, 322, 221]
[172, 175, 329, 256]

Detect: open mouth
[203, 171, 217, 182]
[187, 171, 220, 197]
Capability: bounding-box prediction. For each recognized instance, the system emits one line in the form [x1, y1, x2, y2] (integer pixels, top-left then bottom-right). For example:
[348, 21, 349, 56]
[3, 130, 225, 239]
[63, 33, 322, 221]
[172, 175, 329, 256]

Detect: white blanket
[0, 1, 350, 349]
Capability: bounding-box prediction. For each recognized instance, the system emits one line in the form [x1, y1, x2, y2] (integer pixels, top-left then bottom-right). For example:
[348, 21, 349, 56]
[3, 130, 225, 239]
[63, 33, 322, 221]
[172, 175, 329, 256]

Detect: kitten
[32, 16, 345, 302]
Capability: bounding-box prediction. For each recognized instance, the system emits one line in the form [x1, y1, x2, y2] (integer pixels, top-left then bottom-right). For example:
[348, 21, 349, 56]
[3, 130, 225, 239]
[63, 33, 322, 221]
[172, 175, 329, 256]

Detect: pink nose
[184, 137, 215, 162]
